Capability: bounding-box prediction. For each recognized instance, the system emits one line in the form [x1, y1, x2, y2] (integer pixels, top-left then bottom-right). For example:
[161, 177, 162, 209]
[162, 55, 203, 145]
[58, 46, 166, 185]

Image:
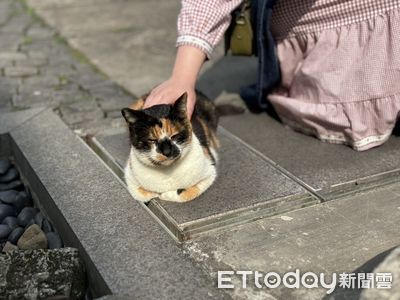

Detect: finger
[144, 92, 173, 108]
[143, 92, 159, 108]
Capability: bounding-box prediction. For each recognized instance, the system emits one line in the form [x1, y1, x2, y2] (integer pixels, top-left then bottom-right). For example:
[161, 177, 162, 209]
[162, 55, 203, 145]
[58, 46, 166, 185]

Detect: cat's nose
[157, 139, 174, 157]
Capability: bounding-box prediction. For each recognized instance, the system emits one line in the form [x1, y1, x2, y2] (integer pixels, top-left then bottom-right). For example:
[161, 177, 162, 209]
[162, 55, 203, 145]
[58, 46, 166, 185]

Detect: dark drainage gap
[1, 134, 109, 299]
[320, 168, 400, 200]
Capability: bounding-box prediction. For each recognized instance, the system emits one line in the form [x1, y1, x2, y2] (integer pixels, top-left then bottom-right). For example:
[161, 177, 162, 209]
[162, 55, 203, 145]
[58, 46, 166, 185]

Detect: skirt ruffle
[268, 6, 400, 151]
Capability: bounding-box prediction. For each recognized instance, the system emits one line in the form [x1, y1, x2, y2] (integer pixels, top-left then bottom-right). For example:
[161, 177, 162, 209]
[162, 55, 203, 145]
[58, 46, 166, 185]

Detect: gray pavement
[0, 0, 135, 135]
[183, 183, 400, 299]
[2, 0, 400, 299]
[25, 0, 217, 94]
[221, 114, 400, 196]
[24, 0, 255, 106]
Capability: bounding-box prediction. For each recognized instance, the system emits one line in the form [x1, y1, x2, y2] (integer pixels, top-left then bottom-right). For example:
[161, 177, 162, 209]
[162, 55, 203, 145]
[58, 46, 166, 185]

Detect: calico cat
[121, 92, 220, 203]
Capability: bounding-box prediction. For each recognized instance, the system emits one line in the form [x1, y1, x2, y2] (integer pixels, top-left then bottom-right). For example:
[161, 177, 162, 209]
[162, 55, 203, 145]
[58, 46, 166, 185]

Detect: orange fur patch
[149, 118, 181, 140]
[156, 154, 168, 162]
[129, 98, 145, 110]
[180, 186, 200, 202]
[137, 187, 155, 197]
[162, 119, 175, 136]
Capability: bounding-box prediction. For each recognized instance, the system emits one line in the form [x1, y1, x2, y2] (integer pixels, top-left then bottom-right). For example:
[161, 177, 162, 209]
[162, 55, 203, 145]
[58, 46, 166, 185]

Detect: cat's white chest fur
[125, 135, 216, 194]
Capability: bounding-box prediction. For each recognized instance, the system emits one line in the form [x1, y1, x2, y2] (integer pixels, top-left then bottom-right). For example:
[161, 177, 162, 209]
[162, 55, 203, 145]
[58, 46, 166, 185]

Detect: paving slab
[0, 107, 46, 134]
[0, 0, 140, 135]
[197, 56, 257, 100]
[221, 113, 400, 197]
[24, 0, 181, 96]
[0, 107, 46, 158]
[182, 183, 400, 299]
[26, 0, 227, 97]
[5, 108, 227, 299]
[92, 127, 317, 240]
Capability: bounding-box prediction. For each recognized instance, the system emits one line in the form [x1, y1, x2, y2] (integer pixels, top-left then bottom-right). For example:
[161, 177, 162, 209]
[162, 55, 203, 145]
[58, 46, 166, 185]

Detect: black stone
[17, 207, 37, 227]
[0, 204, 17, 223]
[0, 159, 11, 175]
[12, 181, 24, 190]
[7, 227, 24, 244]
[34, 212, 44, 228]
[0, 168, 18, 183]
[7, 180, 23, 191]
[14, 191, 32, 212]
[46, 232, 63, 249]
[42, 218, 53, 233]
[0, 180, 23, 191]
[25, 218, 36, 228]
[0, 190, 18, 205]
[0, 224, 11, 240]
[2, 216, 18, 231]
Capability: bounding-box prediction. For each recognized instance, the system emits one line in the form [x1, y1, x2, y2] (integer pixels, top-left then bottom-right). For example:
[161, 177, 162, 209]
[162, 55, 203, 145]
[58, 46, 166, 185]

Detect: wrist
[169, 73, 196, 88]
[171, 45, 206, 85]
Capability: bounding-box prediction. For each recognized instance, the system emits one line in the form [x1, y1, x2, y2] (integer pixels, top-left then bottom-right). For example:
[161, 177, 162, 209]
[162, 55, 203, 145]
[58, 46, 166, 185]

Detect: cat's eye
[171, 134, 180, 140]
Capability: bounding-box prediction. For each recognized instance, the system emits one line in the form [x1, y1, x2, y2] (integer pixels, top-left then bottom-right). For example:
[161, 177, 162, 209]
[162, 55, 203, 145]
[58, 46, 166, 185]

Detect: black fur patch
[143, 104, 171, 119]
[192, 117, 216, 165]
[177, 188, 185, 195]
[128, 122, 152, 152]
[193, 91, 219, 131]
[172, 130, 189, 144]
[191, 117, 208, 148]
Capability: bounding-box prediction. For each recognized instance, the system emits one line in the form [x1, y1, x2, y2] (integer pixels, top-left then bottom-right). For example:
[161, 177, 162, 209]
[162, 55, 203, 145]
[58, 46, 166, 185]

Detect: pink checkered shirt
[176, 0, 243, 58]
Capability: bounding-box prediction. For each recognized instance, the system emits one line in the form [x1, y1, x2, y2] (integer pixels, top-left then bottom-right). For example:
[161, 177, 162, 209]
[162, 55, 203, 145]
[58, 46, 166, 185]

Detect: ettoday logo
[217, 270, 392, 294]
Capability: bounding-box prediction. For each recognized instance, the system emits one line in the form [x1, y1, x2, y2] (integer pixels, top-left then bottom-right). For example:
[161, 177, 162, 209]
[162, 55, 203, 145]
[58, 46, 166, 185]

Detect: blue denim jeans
[240, 0, 280, 111]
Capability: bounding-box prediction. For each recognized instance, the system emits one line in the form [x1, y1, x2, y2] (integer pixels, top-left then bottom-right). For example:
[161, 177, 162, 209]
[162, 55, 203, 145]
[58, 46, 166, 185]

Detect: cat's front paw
[130, 187, 159, 203]
[159, 187, 200, 203]
[159, 190, 184, 202]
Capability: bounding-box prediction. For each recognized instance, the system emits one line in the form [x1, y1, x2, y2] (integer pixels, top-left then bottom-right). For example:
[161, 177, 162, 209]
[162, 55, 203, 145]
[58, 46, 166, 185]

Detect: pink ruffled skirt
[269, 0, 400, 151]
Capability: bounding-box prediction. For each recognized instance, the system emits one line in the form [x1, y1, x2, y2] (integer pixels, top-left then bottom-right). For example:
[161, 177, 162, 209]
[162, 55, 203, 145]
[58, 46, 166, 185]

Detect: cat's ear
[121, 108, 146, 124]
[172, 92, 188, 118]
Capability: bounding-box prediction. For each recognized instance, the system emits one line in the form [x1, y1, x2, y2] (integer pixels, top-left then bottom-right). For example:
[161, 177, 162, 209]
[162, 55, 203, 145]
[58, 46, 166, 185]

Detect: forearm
[171, 45, 206, 85]
[144, 0, 242, 116]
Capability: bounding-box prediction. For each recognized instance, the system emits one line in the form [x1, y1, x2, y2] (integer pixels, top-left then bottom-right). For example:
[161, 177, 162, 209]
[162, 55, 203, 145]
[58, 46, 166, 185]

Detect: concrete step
[183, 181, 400, 299]
[221, 113, 400, 199]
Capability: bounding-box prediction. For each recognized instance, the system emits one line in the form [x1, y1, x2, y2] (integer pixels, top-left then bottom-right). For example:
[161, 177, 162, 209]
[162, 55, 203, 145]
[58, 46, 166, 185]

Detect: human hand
[143, 46, 206, 119]
[144, 77, 196, 118]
